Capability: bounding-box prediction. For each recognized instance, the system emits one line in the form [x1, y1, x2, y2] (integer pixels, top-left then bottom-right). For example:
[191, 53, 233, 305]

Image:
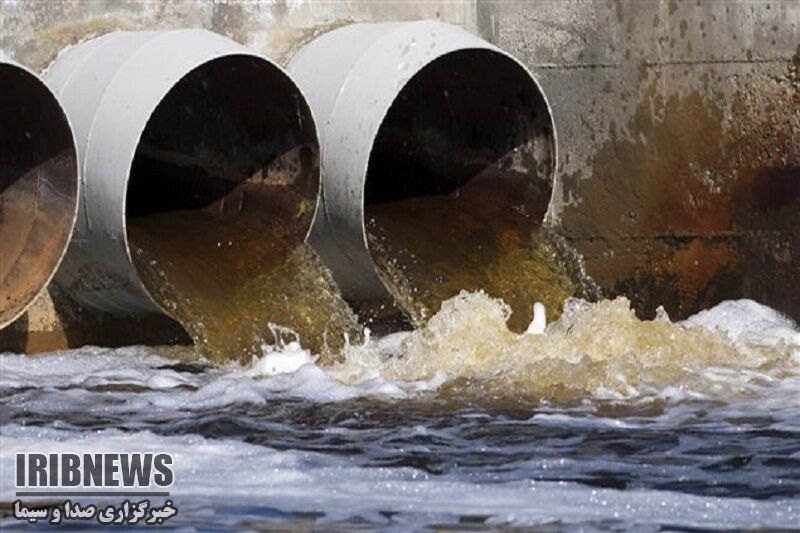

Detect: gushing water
[366, 190, 583, 332]
[128, 210, 360, 364]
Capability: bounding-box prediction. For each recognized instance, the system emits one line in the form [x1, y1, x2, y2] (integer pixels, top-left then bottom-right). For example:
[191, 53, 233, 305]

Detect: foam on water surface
[2, 295, 799, 528]
[331, 293, 800, 403]
[1, 294, 798, 407]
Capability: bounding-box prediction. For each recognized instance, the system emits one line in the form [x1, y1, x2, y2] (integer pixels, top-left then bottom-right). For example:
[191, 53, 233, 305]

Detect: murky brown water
[366, 184, 577, 333]
[128, 207, 360, 365]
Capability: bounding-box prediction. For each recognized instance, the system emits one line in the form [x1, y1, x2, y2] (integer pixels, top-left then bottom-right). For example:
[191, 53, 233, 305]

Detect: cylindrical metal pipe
[45, 29, 320, 315]
[288, 21, 557, 325]
[0, 60, 79, 328]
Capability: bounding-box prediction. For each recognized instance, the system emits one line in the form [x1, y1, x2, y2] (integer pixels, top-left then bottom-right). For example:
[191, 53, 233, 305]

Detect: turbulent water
[128, 211, 361, 363]
[366, 192, 578, 332]
[2, 294, 799, 529]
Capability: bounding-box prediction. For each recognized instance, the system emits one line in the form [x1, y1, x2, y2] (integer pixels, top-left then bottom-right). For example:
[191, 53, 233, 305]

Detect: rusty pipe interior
[0, 61, 79, 328]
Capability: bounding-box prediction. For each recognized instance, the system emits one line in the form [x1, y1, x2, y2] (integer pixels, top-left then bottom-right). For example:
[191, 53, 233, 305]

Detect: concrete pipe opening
[289, 22, 566, 332]
[0, 61, 79, 329]
[364, 49, 558, 330]
[125, 54, 320, 354]
[46, 30, 323, 359]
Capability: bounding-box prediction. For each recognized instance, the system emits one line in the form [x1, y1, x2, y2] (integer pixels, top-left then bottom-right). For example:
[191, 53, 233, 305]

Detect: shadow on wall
[0, 287, 191, 354]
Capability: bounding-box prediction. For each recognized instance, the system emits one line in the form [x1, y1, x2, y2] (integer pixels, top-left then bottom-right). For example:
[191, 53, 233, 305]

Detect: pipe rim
[121, 50, 321, 317]
[310, 20, 558, 300]
[0, 60, 80, 329]
[47, 29, 321, 315]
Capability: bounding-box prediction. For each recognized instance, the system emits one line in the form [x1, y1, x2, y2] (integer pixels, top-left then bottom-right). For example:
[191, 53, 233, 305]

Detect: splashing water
[128, 210, 361, 365]
[366, 194, 587, 332]
[1, 294, 796, 408]
[331, 292, 800, 404]
[2, 295, 799, 529]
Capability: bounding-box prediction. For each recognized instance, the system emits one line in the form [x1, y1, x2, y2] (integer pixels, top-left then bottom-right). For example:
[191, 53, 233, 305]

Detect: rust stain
[561, 83, 732, 241]
[671, 239, 739, 313]
[561, 62, 799, 320]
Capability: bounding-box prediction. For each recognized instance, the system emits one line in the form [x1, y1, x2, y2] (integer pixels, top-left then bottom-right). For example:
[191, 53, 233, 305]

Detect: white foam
[2, 297, 799, 528]
[248, 341, 314, 377]
[0, 346, 181, 389]
[373, 330, 412, 357]
[524, 301, 547, 335]
[684, 299, 800, 357]
[0, 342, 411, 417]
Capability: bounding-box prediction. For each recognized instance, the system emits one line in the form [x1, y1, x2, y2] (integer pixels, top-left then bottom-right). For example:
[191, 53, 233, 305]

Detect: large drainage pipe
[45, 30, 320, 322]
[0, 60, 79, 329]
[288, 21, 560, 330]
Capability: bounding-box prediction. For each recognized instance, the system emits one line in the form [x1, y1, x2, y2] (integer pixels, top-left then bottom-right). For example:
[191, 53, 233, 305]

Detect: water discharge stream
[119, 52, 364, 365]
[367, 193, 578, 332]
[128, 210, 360, 365]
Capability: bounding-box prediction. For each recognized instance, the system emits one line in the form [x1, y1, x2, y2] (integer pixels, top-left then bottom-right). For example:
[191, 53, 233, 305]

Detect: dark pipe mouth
[365, 48, 555, 222]
[363, 48, 558, 329]
[0, 63, 79, 327]
[125, 54, 320, 311]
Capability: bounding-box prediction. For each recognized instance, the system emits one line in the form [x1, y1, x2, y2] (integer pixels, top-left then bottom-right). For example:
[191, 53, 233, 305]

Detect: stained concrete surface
[0, 0, 797, 352]
[478, 0, 798, 321]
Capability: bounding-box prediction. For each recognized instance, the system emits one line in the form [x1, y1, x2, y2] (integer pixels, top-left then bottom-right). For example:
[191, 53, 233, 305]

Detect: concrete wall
[0, 0, 478, 70]
[1, 0, 797, 351]
[481, 0, 798, 321]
